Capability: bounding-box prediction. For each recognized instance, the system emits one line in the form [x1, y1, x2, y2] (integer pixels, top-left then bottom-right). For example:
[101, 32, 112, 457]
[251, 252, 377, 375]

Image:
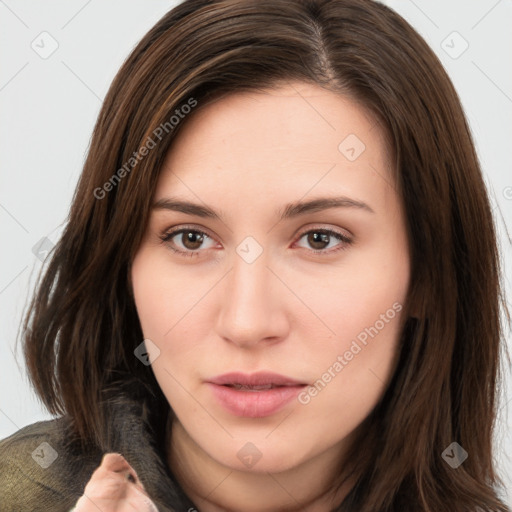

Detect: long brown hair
[20, 0, 510, 510]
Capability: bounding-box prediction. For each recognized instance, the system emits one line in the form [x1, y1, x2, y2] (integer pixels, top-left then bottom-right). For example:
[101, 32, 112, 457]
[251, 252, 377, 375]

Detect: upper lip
[207, 371, 307, 387]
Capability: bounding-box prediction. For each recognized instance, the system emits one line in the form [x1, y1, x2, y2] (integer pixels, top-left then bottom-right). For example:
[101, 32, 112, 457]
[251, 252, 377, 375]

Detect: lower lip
[207, 383, 306, 418]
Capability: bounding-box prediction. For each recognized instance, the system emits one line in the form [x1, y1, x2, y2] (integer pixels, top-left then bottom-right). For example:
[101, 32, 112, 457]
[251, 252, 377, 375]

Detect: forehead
[155, 82, 396, 216]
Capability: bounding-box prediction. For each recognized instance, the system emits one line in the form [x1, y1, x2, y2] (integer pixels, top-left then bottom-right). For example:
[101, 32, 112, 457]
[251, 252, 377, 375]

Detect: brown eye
[295, 229, 352, 254]
[307, 231, 330, 250]
[160, 227, 216, 257]
[180, 230, 206, 250]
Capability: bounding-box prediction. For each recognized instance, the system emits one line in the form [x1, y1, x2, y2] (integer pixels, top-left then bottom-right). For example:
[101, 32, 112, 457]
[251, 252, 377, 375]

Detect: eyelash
[159, 225, 353, 259]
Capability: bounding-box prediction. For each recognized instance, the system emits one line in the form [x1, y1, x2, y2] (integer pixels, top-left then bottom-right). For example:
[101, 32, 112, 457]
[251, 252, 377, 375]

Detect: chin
[208, 441, 306, 474]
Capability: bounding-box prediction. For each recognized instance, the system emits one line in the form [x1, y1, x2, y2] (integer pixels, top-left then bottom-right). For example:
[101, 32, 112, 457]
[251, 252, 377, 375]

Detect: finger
[100, 452, 131, 473]
[133, 485, 160, 512]
[103, 453, 143, 487]
[92, 453, 141, 487]
[78, 453, 151, 508]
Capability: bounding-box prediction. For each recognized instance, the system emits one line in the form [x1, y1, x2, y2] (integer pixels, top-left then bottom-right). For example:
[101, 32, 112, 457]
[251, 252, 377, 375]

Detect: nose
[214, 250, 290, 349]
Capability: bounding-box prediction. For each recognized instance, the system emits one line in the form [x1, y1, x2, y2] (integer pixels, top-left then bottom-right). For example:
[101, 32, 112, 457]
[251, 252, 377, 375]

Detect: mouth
[222, 383, 300, 391]
[207, 371, 308, 388]
[205, 371, 308, 417]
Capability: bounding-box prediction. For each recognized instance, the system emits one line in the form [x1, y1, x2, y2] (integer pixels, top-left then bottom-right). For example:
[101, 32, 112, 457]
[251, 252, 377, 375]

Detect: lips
[225, 384, 277, 391]
[207, 371, 307, 388]
[206, 372, 308, 417]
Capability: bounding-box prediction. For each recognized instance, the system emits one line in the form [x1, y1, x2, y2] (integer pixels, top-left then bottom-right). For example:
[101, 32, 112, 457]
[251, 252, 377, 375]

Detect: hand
[72, 453, 158, 511]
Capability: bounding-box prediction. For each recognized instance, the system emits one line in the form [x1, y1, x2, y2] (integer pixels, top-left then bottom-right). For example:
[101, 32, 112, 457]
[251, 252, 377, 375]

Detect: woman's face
[131, 82, 410, 475]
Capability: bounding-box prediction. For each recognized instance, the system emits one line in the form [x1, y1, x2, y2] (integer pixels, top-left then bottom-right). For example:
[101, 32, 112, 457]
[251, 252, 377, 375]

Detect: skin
[130, 81, 410, 512]
[74, 453, 158, 511]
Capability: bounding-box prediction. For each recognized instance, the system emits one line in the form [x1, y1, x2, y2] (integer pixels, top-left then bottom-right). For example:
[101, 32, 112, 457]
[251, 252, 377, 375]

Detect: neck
[166, 417, 357, 512]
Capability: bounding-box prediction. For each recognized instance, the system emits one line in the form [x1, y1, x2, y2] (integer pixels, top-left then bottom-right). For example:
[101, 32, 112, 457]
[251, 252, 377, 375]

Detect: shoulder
[0, 417, 102, 512]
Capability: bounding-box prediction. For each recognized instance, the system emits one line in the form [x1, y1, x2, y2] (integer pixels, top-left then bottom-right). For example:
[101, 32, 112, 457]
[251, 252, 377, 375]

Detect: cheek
[292, 241, 408, 400]
[294, 284, 405, 440]
[130, 248, 216, 359]
[131, 251, 199, 401]
[131, 250, 166, 339]
[294, 247, 407, 348]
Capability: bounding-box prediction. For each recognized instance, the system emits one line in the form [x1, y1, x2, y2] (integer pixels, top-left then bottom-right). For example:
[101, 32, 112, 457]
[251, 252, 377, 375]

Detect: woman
[0, 0, 509, 511]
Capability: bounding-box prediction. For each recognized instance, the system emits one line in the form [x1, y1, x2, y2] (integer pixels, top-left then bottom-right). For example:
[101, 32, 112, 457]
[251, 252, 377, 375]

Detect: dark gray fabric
[0, 386, 198, 512]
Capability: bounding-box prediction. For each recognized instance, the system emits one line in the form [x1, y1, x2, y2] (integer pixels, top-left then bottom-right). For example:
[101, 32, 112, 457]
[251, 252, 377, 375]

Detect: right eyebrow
[152, 198, 223, 219]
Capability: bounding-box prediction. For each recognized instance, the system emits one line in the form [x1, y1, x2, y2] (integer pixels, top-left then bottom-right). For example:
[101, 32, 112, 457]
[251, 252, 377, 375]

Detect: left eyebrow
[278, 196, 375, 219]
[151, 195, 375, 221]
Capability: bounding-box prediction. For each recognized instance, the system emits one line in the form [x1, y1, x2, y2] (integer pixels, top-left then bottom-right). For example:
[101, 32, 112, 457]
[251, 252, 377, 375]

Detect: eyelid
[161, 224, 216, 242]
[294, 223, 353, 242]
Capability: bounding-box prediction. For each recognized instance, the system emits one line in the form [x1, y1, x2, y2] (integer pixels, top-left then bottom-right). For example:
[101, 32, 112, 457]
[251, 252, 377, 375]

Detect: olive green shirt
[0, 389, 198, 512]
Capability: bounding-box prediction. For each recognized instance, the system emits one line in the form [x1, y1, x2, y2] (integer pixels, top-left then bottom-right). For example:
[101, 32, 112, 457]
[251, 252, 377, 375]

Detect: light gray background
[1, 0, 511, 504]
